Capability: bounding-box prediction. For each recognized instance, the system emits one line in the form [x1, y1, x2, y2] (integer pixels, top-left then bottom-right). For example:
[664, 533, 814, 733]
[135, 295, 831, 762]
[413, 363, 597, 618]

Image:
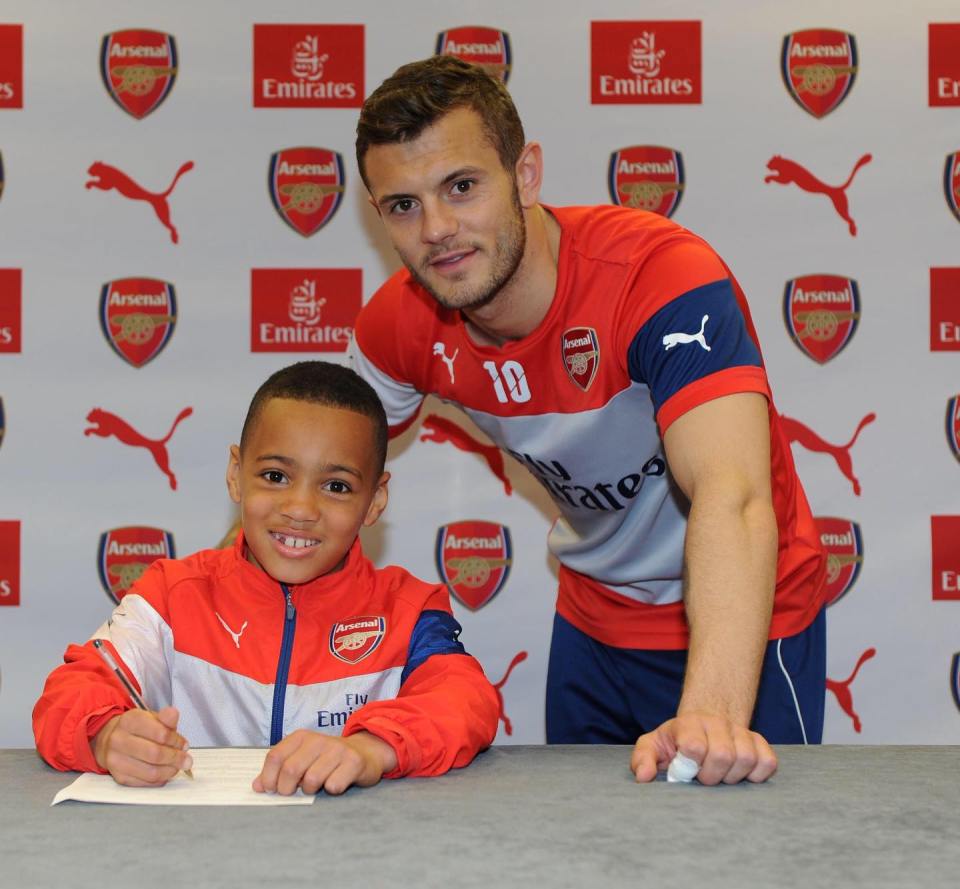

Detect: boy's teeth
[275, 534, 318, 549]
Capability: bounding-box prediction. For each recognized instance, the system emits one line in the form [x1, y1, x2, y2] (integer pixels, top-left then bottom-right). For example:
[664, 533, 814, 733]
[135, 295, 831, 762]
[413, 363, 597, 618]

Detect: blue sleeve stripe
[626, 279, 762, 413]
[401, 609, 467, 686]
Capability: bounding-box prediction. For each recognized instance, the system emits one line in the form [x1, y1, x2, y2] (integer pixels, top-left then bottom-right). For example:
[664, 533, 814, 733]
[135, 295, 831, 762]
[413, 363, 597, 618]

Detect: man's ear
[514, 141, 544, 209]
[362, 472, 391, 527]
[226, 445, 242, 504]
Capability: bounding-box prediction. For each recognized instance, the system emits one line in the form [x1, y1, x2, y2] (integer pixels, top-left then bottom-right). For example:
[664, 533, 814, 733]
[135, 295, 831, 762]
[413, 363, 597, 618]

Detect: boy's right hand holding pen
[91, 706, 193, 787]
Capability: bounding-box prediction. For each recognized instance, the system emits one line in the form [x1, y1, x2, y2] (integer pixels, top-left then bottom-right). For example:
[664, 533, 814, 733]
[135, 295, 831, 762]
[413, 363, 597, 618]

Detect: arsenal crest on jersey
[436, 26, 512, 83]
[98, 526, 175, 604]
[608, 146, 684, 218]
[946, 396, 960, 462]
[781, 29, 858, 119]
[783, 274, 860, 364]
[329, 616, 386, 664]
[562, 327, 600, 391]
[269, 147, 345, 237]
[944, 151, 960, 224]
[436, 520, 512, 611]
[99, 278, 177, 368]
[815, 517, 863, 607]
[100, 30, 178, 119]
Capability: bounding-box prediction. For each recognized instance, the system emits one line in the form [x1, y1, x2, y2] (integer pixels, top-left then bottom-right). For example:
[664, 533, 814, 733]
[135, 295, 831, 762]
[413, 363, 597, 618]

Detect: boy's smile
[226, 398, 388, 586]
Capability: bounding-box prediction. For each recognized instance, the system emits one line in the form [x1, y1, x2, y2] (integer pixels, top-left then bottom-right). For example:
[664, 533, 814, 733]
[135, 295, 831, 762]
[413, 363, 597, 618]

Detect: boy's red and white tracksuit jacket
[33, 534, 499, 777]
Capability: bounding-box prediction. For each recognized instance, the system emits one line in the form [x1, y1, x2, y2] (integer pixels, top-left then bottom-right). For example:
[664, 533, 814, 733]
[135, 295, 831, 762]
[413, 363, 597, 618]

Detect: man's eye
[391, 198, 415, 214]
[452, 179, 473, 195]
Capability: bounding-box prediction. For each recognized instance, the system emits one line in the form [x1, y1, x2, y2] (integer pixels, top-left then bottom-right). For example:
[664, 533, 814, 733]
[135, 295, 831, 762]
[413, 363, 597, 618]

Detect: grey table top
[2, 745, 958, 889]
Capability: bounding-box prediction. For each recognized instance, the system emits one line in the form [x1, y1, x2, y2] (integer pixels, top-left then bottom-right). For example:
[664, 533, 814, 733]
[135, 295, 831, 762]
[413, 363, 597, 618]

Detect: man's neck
[463, 205, 562, 347]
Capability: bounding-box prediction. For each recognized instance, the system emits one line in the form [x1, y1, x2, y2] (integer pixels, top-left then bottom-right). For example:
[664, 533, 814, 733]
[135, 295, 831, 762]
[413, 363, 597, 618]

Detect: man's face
[363, 106, 526, 312]
[226, 398, 388, 586]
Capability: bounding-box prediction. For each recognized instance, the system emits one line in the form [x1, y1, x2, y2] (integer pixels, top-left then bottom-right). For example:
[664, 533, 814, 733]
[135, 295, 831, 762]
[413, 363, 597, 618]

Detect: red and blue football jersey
[351, 205, 825, 649]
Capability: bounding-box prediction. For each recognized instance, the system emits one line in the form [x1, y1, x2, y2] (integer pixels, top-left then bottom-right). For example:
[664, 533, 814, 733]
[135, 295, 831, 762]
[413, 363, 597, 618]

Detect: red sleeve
[32, 640, 138, 773]
[341, 652, 499, 778]
[614, 235, 731, 362]
[33, 562, 170, 773]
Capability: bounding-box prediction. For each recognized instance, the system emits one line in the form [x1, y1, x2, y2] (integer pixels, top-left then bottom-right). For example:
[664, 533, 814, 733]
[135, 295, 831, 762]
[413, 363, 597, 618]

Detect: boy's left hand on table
[253, 729, 398, 796]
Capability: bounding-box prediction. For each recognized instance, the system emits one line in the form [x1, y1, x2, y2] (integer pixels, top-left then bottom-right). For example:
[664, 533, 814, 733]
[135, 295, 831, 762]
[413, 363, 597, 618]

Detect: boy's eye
[325, 479, 352, 494]
[262, 470, 287, 484]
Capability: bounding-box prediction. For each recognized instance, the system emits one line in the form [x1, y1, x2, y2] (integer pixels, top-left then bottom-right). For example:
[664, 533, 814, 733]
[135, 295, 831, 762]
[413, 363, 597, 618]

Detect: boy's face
[226, 398, 388, 585]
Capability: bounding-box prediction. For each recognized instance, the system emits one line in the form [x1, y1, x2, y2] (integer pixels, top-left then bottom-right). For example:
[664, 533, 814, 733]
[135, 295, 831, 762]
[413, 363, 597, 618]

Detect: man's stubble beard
[401, 188, 527, 313]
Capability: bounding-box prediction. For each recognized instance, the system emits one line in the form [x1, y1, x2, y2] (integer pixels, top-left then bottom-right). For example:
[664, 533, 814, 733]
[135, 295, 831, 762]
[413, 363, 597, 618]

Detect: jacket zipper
[269, 582, 297, 745]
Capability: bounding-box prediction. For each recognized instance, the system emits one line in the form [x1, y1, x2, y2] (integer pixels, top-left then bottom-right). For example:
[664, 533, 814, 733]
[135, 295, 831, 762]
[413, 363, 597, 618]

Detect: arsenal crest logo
[781, 29, 858, 118]
[815, 517, 863, 607]
[99, 278, 177, 368]
[100, 30, 178, 119]
[329, 616, 386, 664]
[269, 147, 345, 237]
[608, 146, 684, 218]
[947, 396, 960, 462]
[436, 26, 512, 83]
[562, 327, 600, 391]
[436, 520, 512, 611]
[783, 274, 860, 364]
[98, 527, 175, 604]
[944, 151, 960, 223]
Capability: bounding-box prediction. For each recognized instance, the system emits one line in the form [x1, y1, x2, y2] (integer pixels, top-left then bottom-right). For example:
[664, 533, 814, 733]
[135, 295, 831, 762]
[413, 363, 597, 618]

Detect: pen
[92, 638, 194, 779]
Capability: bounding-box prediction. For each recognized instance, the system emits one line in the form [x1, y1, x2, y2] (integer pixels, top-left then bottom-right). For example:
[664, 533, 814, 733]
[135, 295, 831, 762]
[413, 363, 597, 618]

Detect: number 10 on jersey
[482, 360, 531, 404]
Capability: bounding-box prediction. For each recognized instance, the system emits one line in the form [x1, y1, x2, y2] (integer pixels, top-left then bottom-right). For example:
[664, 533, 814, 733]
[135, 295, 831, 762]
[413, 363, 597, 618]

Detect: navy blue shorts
[545, 607, 825, 744]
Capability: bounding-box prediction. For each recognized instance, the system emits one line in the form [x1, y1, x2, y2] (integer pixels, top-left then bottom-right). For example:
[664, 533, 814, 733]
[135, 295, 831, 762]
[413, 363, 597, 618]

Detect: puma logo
[85, 406, 193, 490]
[781, 412, 876, 496]
[826, 647, 876, 733]
[764, 154, 872, 236]
[491, 650, 528, 736]
[662, 314, 711, 351]
[86, 160, 194, 244]
[420, 414, 513, 496]
[432, 342, 459, 384]
[215, 612, 248, 649]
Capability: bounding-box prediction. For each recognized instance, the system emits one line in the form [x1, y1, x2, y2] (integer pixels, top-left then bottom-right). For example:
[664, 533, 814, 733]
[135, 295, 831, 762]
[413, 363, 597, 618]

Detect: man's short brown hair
[356, 55, 525, 186]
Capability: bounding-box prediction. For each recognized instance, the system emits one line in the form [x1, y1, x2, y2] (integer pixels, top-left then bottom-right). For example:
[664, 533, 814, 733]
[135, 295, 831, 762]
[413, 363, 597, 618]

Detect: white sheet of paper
[51, 747, 316, 806]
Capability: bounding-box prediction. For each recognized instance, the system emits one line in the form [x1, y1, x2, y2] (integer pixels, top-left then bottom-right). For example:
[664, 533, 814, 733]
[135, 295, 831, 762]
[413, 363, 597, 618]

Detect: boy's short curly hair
[240, 361, 388, 474]
[356, 55, 525, 186]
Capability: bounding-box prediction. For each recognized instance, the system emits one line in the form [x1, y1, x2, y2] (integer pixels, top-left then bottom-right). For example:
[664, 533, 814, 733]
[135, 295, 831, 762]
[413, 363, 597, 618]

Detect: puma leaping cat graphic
[662, 314, 711, 351]
[215, 612, 248, 649]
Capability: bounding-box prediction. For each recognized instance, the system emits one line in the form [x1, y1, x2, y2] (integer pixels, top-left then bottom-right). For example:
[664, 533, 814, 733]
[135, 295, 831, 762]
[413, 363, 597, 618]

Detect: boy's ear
[225, 445, 242, 504]
[362, 472, 390, 527]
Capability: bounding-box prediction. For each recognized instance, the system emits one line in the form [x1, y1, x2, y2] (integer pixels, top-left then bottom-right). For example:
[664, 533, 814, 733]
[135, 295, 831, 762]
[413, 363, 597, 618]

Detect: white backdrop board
[1, 0, 959, 747]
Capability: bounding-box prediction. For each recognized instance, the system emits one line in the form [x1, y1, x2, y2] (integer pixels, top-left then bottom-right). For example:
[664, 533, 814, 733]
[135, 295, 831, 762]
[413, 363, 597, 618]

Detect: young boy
[33, 361, 499, 795]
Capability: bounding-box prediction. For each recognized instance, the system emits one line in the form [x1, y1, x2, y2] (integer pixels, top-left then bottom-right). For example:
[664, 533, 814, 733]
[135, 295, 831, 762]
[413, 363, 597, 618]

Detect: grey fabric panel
[5, 746, 958, 889]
